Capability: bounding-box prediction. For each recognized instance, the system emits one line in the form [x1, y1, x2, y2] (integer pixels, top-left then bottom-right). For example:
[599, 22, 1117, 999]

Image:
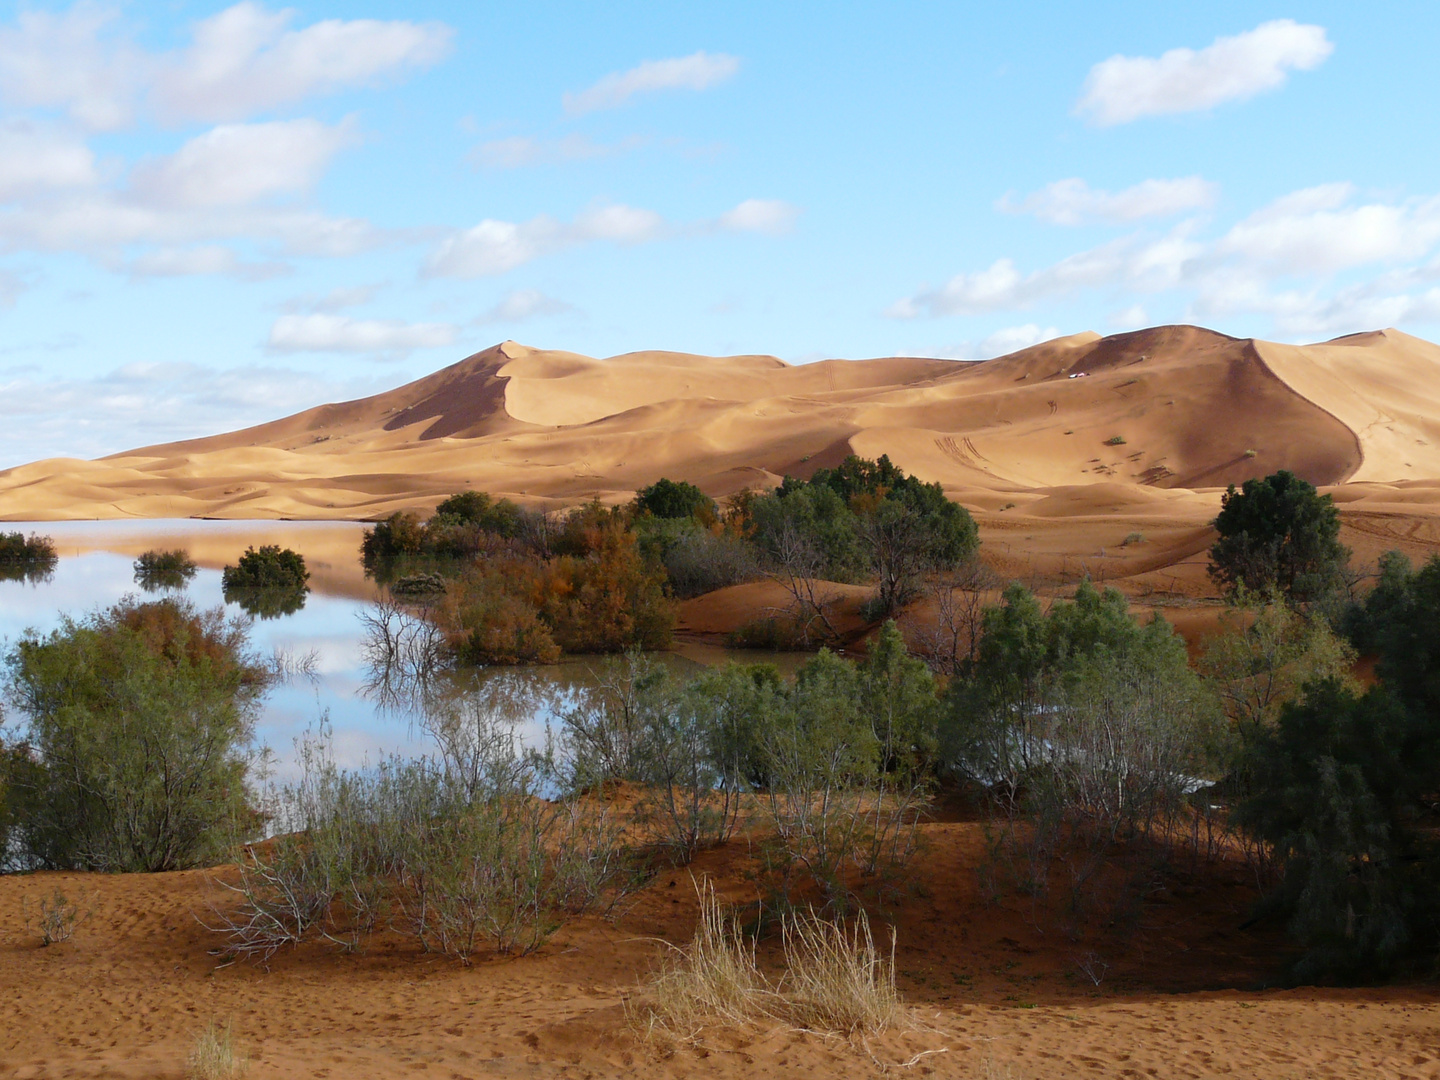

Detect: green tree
[2, 597, 272, 871]
[222, 545, 309, 589]
[1236, 554, 1440, 979]
[634, 478, 716, 521]
[1209, 470, 1350, 604]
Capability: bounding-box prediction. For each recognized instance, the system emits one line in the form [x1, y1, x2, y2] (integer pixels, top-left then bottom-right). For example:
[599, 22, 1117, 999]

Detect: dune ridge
[2, 325, 1440, 523]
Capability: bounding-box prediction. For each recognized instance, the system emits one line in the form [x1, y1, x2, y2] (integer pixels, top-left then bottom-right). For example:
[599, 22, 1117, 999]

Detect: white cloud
[424, 198, 795, 279]
[153, 2, 453, 123]
[0, 196, 386, 259]
[128, 245, 289, 280]
[423, 204, 660, 278]
[0, 2, 451, 131]
[888, 226, 1202, 318]
[1108, 304, 1149, 329]
[0, 4, 142, 131]
[470, 133, 644, 169]
[1216, 184, 1440, 274]
[130, 119, 359, 208]
[1076, 20, 1332, 126]
[0, 121, 98, 200]
[0, 360, 394, 464]
[479, 289, 573, 323]
[267, 313, 458, 354]
[1000, 176, 1217, 226]
[978, 324, 1062, 357]
[718, 198, 801, 235]
[563, 51, 739, 115]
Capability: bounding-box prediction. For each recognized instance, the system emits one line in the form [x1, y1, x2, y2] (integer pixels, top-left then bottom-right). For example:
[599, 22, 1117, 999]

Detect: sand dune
[3, 325, 1440, 591]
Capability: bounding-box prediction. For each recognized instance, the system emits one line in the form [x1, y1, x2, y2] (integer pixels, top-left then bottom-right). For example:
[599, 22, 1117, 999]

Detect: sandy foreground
[4, 816, 1439, 1080]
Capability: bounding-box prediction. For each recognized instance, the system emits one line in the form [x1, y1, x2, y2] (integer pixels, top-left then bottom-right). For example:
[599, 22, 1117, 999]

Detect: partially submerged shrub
[0, 531, 57, 583]
[133, 548, 198, 591]
[222, 546, 309, 619]
[222, 545, 309, 589]
[207, 722, 638, 965]
[3, 596, 271, 871]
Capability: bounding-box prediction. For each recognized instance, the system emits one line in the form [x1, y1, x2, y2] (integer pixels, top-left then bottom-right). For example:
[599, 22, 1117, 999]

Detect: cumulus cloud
[425, 198, 786, 279]
[0, 4, 143, 131]
[718, 198, 801, 235]
[153, 3, 451, 123]
[0, 121, 98, 200]
[1000, 176, 1218, 226]
[887, 226, 1203, 319]
[1076, 20, 1332, 126]
[478, 289, 573, 323]
[128, 245, 289, 280]
[1216, 184, 1440, 274]
[0, 360, 393, 465]
[892, 182, 1440, 341]
[469, 133, 645, 169]
[130, 118, 359, 208]
[0, 3, 450, 131]
[267, 313, 458, 354]
[563, 51, 739, 115]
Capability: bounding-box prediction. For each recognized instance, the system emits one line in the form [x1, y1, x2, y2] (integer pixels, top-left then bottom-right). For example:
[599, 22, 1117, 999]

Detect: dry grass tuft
[778, 907, 901, 1035]
[634, 881, 906, 1044]
[188, 1019, 248, 1080]
[633, 881, 770, 1040]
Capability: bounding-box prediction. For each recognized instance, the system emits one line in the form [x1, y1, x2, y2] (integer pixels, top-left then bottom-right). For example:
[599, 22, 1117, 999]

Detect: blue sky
[1, 1, 1438, 464]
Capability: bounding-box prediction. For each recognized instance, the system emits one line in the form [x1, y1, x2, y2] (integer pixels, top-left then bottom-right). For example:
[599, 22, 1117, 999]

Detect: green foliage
[755, 455, 979, 619]
[1104, 435, 1126, 446]
[133, 548, 199, 592]
[1209, 470, 1350, 604]
[1237, 553, 1440, 980]
[2, 597, 271, 871]
[220, 546, 309, 619]
[635, 478, 716, 521]
[943, 580, 1223, 861]
[1200, 591, 1357, 743]
[0, 531, 57, 583]
[222, 545, 309, 589]
[207, 723, 636, 964]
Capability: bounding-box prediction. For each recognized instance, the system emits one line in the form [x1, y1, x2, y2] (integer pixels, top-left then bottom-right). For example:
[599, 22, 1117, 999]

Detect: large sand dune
[3, 325, 1440, 536]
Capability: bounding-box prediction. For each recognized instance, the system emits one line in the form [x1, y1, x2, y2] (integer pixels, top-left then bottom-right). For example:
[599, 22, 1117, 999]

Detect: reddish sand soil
[4, 813, 1439, 1079]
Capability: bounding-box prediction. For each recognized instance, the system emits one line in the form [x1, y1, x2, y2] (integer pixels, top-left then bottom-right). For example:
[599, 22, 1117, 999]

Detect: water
[0, 520, 803, 778]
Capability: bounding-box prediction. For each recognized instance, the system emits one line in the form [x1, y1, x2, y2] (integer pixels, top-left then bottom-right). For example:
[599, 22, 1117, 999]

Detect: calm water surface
[0, 520, 795, 778]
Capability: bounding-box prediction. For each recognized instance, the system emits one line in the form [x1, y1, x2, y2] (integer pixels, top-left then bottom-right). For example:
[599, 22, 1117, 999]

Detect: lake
[0, 520, 798, 779]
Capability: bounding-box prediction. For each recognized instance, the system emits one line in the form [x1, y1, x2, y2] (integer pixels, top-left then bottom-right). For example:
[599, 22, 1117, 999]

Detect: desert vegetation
[221, 545, 310, 618]
[0, 596, 271, 872]
[133, 548, 199, 591]
[0, 530, 57, 583]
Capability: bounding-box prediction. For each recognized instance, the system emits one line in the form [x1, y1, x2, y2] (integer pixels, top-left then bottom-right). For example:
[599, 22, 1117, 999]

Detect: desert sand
[4, 813, 1439, 1080]
[6, 324, 1440, 1077]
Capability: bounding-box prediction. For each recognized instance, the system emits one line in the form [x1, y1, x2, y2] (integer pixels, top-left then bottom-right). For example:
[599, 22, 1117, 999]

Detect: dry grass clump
[637, 882, 769, 1040]
[634, 882, 905, 1043]
[778, 907, 900, 1035]
[188, 1019, 247, 1080]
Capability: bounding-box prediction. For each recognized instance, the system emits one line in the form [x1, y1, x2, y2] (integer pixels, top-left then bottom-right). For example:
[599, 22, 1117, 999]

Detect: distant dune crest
[2, 324, 1440, 520]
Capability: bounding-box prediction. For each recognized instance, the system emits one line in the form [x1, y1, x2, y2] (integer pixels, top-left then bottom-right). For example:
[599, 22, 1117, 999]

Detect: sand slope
[1, 326, 1439, 526]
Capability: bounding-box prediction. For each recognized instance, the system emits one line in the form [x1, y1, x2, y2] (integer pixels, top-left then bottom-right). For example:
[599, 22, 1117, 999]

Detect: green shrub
[1104, 435, 1126, 446]
[635, 478, 716, 521]
[133, 548, 198, 591]
[2, 596, 272, 871]
[222, 545, 308, 589]
[1209, 470, 1350, 605]
[0, 532, 57, 583]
